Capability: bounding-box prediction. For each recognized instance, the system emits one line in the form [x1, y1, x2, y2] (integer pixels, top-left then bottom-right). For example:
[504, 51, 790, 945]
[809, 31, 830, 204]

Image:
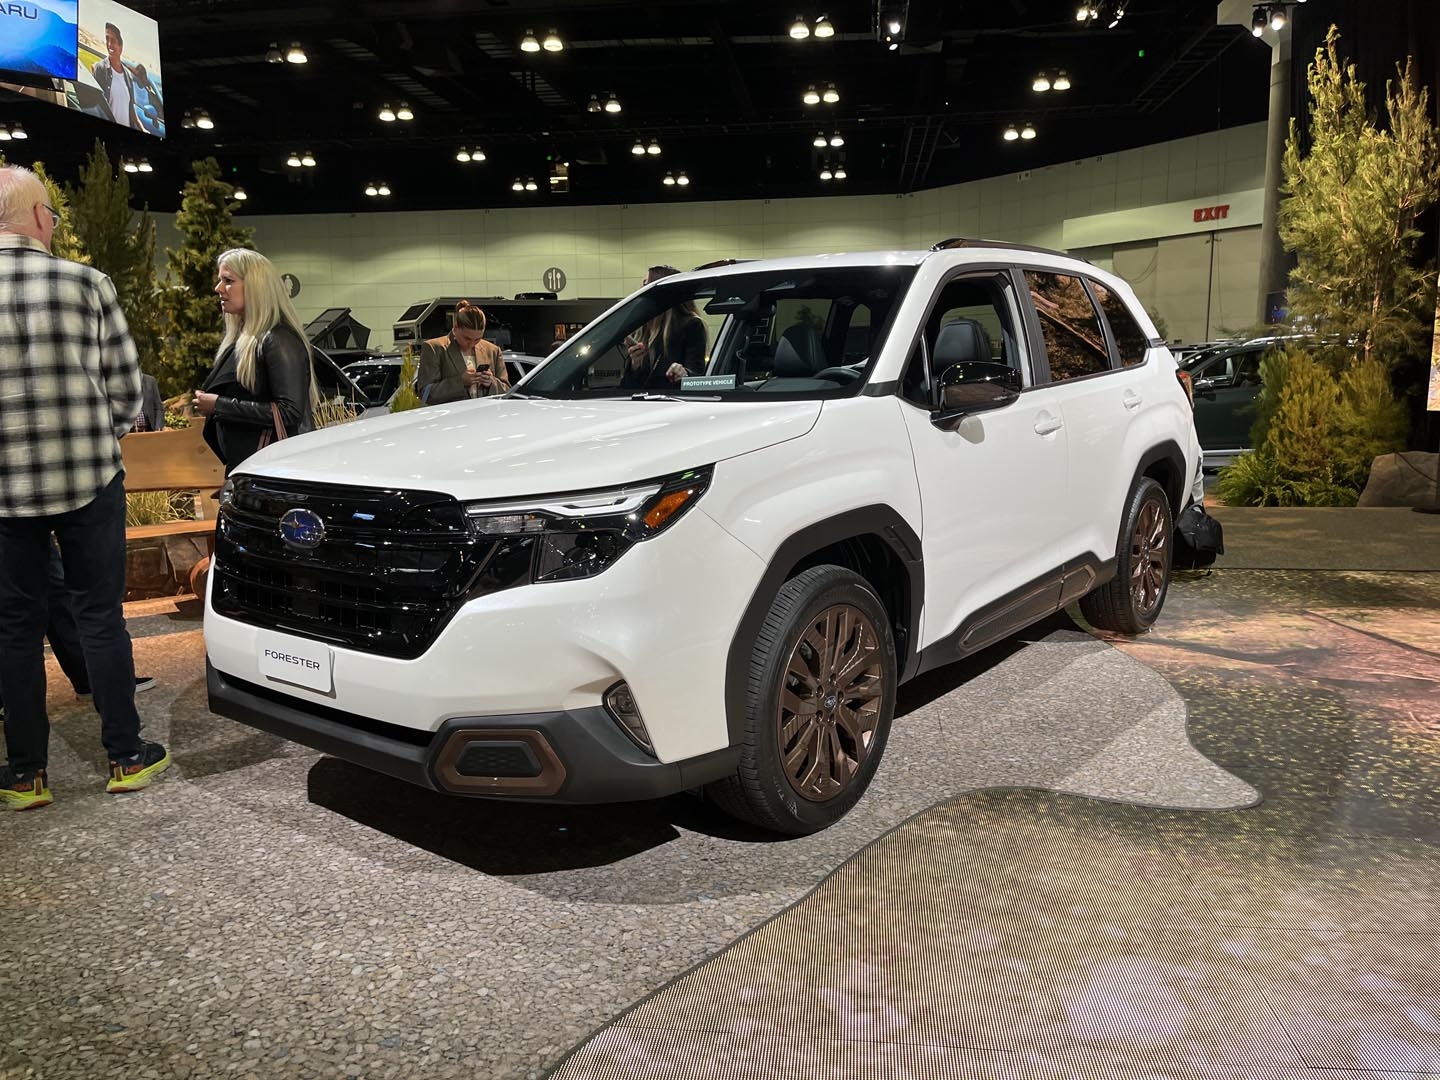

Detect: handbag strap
[269, 401, 288, 441]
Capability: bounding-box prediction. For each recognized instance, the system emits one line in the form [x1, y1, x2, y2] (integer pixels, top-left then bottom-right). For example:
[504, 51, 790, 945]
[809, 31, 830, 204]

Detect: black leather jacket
[201, 324, 315, 472]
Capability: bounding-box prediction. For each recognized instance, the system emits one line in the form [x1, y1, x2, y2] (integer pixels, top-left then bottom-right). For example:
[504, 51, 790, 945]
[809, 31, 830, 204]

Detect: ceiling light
[285, 42, 307, 64]
[181, 111, 195, 129]
[524, 177, 537, 191]
[301, 151, 316, 167]
[9, 123, 25, 139]
[813, 132, 827, 148]
[232, 186, 247, 201]
[1020, 123, 1036, 140]
[1108, 3, 1127, 27]
[1076, 3, 1097, 20]
[286, 152, 302, 167]
[471, 147, 486, 162]
[676, 172, 689, 186]
[122, 157, 139, 172]
[265, 42, 283, 64]
[814, 14, 835, 38]
[1251, 6, 1267, 35]
[1033, 73, 1051, 92]
[520, 29, 540, 53]
[587, 93, 602, 113]
[632, 140, 646, 155]
[803, 85, 821, 105]
[789, 15, 810, 39]
[138, 159, 153, 172]
[0, 128, 12, 142]
[196, 109, 214, 129]
[378, 103, 396, 122]
[604, 92, 622, 113]
[1270, 6, 1287, 30]
[512, 178, 524, 192]
[647, 138, 662, 155]
[829, 132, 844, 147]
[834, 165, 846, 179]
[542, 28, 563, 52]
[663, 172, 676, 186]
[1053, 70, 1071, 91]
[364, 182, 378, 196]
[1003, 125, 1019, 142]
[819, 166, 833, 181]
[456, 147, 471, 162]
[396, 102, 413, 121]
[822, 83, 839, 103]
[377, 182, 391, 196]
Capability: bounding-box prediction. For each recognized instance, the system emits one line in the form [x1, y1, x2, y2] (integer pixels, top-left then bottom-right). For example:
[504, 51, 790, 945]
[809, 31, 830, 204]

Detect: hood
[235, 397, 821, 499]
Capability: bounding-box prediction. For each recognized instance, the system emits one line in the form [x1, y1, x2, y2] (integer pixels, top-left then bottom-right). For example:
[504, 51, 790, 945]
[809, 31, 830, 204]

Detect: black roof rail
[929, 237, 1084, 262]
[691, 258, 754, 272]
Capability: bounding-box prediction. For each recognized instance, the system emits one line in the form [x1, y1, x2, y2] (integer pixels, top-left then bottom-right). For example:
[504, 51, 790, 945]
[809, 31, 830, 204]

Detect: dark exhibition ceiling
[1, 0, 1274, 214]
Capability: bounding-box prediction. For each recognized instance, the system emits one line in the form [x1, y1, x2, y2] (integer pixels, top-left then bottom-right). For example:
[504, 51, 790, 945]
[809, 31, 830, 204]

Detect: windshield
[520, 265, 916, 400]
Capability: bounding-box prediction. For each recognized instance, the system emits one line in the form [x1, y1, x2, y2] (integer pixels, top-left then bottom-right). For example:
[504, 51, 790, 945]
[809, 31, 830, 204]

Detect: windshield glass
[520, 265, 916, 400]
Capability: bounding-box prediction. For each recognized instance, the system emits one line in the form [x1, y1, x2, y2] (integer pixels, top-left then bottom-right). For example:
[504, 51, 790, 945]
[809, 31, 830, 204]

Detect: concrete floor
[2, 509, 1437, 1080]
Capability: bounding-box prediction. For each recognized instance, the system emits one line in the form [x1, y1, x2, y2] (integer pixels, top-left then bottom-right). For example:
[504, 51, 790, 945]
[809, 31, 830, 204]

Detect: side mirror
[1193, 376, 1217, 391]
[931, 361, 1021, 429]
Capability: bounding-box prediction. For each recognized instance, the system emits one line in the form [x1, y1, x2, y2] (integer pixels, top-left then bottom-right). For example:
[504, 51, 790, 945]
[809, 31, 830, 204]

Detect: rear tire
[707, 565, 896, 836]
[1080, 477, 1173, 634]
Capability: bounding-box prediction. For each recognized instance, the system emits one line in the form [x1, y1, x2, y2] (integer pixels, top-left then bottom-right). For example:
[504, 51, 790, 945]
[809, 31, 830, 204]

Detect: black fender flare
[723, 505, 924, 746]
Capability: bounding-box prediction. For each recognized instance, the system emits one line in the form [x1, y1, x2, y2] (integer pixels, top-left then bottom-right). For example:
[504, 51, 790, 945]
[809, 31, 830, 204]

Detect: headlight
[463, 466, 712, 583]
[217, 477, 235, 510]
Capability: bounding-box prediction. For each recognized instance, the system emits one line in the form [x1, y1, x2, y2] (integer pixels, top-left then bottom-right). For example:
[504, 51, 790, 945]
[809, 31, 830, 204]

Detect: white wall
[153, 122, 1267, 349]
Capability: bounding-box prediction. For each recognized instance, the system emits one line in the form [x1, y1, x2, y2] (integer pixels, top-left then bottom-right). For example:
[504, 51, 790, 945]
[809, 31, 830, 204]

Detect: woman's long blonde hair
[216, 248, 320, 408]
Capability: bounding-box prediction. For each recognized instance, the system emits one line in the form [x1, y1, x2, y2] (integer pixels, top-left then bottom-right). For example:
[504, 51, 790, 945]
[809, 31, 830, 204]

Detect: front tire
[707, 565, 896, 836]
[1080, 477, 1173, 634]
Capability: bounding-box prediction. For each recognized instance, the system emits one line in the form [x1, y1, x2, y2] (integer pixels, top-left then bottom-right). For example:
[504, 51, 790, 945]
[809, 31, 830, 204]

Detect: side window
[900, 273, 1025, 407]
[1090, 280, 1150, 368]
[1025, 271, 1111, 382]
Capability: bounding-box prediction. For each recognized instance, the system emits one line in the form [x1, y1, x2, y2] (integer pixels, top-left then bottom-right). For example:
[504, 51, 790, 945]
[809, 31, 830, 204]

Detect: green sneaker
[0, 766, 52, 812]
[106, 742, 171, 794]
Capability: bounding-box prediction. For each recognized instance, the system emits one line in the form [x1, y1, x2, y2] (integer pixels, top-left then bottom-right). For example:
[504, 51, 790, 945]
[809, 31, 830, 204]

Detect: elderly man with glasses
[0, 165, 170, 811]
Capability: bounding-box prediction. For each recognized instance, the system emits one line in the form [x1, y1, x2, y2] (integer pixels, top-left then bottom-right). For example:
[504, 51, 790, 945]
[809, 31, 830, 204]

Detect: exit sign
[1193, 204, 1231, 222]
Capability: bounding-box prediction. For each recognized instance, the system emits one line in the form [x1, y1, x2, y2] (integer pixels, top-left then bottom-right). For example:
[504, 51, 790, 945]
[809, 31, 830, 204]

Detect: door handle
[1122, 390, 1143, 410]
[1033, 414, 1063, 436]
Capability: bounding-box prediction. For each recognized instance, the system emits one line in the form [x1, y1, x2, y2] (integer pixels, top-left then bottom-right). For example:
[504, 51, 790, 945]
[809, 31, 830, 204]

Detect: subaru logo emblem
[278, 508, 326, 549]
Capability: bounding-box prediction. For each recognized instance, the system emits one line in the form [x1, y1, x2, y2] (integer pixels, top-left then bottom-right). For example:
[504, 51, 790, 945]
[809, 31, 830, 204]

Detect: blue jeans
[0, 473, 141, 772]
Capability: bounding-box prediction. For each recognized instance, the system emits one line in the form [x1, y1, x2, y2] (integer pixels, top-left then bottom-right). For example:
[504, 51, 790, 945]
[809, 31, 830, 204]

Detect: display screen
[66, 0, 164, 136]
[0, 0, 79, 80]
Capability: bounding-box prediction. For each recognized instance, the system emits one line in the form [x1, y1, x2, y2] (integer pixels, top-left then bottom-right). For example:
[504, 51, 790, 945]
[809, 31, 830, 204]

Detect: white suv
[204, 241, 1200, 835]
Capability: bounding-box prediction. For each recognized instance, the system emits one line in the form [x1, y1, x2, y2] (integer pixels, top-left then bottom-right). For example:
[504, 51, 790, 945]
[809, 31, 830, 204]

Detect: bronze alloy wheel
[778, 603, 886, 802]
[1129, 496, 1169, 617]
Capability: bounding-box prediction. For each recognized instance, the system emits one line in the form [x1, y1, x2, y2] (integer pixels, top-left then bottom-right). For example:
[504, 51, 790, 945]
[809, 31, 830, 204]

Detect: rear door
[1191, 345, 1264, 450]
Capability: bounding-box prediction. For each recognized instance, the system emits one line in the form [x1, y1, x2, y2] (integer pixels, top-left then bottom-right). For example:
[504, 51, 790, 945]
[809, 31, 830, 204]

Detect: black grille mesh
[212, 477, 491, 659]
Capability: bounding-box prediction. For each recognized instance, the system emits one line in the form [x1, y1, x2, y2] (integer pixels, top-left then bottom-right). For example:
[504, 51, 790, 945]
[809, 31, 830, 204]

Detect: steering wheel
[813, 365, 863, 385]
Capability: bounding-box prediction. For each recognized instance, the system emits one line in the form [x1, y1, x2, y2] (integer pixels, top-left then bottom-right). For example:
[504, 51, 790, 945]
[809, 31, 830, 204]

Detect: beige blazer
[417, 335, 509, 405]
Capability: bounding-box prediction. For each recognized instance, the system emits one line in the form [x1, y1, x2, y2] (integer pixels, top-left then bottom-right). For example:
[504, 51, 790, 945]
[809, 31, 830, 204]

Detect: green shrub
[1216, 346, 1407, 506]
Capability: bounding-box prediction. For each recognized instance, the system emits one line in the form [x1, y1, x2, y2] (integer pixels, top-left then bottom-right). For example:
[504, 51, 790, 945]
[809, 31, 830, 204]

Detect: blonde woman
[620, 265, 707, 389]
[417, 299, 510, 405]
[193, 248, 320, 472]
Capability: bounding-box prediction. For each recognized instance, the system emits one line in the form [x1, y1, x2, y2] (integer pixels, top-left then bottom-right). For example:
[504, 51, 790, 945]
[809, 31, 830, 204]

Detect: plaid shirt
[0, 235, 141, 517]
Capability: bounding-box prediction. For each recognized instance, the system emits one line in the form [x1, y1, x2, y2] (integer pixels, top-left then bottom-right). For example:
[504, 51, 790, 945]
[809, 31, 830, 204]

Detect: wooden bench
[121, 424, 225, 594]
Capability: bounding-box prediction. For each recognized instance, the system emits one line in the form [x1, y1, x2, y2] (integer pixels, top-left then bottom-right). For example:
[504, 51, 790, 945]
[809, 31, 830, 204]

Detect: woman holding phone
[417, 300, 510, 405]
[620, 265, 707, 390]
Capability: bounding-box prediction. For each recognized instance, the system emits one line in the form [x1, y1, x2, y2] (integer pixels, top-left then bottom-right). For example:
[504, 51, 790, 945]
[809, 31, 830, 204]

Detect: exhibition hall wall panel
[157, 122, 1266, 349]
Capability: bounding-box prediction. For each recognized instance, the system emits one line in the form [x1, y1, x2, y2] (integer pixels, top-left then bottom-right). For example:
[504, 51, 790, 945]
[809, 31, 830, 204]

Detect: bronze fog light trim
[434, 728, 567, 796]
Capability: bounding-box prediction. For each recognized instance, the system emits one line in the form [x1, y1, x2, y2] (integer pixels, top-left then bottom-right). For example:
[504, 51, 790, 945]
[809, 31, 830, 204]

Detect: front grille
[212, 477, 495, 659]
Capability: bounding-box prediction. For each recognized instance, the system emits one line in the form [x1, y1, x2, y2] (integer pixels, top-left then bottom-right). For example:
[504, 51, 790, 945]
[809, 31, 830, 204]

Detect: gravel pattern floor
[551, 567, 1440, 1080]
[0, 604, 1248, 1079]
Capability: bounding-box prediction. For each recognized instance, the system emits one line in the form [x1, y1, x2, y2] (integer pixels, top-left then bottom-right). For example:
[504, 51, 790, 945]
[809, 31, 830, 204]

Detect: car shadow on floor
[305, 756, 784, 875]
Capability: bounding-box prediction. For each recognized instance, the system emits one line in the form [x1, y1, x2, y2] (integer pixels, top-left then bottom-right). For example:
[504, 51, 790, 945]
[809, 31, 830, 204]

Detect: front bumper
[208, 661, 740, 802]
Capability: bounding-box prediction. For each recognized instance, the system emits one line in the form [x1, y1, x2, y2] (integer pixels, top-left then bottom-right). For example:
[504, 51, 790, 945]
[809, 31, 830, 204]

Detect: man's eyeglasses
[41, 204, 61, 229]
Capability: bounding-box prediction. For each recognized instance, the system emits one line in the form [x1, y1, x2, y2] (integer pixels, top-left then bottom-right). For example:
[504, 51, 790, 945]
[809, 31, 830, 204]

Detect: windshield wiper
[629, 392, 721, 402]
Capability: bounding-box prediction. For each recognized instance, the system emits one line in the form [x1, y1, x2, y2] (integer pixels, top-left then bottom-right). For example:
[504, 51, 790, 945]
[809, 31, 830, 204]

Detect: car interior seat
[932, 318, 994, 369]
[772, 323, 827, 377]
